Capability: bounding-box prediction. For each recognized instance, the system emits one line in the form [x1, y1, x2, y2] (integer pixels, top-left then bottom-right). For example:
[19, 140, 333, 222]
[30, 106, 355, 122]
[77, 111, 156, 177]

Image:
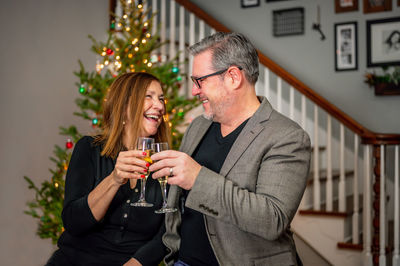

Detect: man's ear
[226, 66, 243, 90]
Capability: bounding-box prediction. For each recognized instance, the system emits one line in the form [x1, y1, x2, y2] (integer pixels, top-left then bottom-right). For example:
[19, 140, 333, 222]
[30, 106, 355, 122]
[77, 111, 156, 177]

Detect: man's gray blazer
[163, 96, 311, 266]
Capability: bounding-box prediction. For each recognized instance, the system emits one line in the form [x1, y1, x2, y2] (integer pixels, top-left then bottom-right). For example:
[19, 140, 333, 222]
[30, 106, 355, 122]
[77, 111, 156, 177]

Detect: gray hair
[188, 32, 259, 84]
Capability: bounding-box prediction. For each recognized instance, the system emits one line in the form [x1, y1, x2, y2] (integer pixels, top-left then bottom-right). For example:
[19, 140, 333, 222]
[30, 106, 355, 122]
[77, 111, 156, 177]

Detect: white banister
[289, 86, 294, 120]
[169, 0, 176, 59]
[380, 145, 386, 266]
[301, 95, 306, 130]
[178, 5, 186, 96]
[188, 13, 195, 97]
[363, 145, 373, 266]
[394, 145, 400, 266]
[313, 106, 320, 210]
[210, 28, 216, 35]
[326, 115, 333, 211]
[199, 20, 205, 41]
[151, 0, 157, 36]
[352, 134, 359, 243]
[277, 77, 282, 113]
[264, 68, 270, 100]
[339, 124, 346, 212]
[160, 0, 166, 60]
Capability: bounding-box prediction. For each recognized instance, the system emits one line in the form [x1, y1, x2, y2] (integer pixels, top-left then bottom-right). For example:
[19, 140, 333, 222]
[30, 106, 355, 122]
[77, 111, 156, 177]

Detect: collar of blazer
[184, 96, 273, 177]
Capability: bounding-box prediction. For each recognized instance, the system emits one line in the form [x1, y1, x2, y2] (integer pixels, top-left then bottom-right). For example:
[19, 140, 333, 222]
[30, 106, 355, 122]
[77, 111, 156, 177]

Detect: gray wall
[0, 0, 399, 265]
[0, 0, 108, 265]
[191, 0, 400, 133]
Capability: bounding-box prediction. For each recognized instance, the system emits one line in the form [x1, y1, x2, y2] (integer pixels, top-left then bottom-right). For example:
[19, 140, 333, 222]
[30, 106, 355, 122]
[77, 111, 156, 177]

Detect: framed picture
[273, 8, 304, 37]
[363, 0, 392, 13]
[241, 0, 260, 8]
[335, 22, 358, 71]
[335, 0, 359, 13]
[367, 17, 400, 67]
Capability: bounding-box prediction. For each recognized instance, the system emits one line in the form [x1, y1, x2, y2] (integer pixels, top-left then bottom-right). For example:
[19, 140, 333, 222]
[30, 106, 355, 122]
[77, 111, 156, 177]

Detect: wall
[0, 0, 108, 265]
[190, 0, 400, 133]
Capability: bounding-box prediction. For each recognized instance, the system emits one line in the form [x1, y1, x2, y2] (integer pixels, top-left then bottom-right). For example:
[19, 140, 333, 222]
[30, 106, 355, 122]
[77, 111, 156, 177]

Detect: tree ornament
[106, 48, 114, 55]
[172, 67, 179, 73]
[65, 139, 73, 149]
[79, 84, 86, 94]
[92, 118, 99, 125]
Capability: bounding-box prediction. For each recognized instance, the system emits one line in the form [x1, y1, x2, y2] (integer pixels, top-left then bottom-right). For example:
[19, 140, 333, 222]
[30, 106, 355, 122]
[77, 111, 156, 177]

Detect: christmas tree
[24, 0, 198, 244]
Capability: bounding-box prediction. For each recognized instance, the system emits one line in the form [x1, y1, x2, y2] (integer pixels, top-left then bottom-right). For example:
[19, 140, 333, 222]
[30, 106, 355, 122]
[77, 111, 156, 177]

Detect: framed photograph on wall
[335, 0, 359, 13]
[363, 0, 392, 13]
[335, 22, 358, 71]
[241, 0, 260, 8]
[367, 17, 400, 67]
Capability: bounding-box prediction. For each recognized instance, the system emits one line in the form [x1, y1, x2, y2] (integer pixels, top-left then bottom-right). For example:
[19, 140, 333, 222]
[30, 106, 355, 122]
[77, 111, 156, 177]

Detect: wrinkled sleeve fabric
[133, 222, 167, 265]
[61, 136, 98, 236]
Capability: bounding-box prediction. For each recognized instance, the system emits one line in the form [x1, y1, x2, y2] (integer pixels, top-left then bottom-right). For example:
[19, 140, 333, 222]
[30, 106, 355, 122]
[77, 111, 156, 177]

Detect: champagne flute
[131, 137, 154, 207]
[152, 142, 177, 213]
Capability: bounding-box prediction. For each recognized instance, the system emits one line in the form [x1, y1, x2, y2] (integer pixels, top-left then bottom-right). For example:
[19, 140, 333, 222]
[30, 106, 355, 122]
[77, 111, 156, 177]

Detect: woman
[47, 72, 170, 266]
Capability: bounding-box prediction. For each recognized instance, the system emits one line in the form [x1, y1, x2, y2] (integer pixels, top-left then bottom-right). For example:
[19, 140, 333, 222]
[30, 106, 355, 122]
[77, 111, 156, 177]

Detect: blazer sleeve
[61, 136, 99, 236]
[185, 126, 311, 241]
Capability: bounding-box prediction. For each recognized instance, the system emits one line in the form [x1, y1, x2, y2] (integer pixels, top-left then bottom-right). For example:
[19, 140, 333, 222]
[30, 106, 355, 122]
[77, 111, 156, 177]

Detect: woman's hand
[111, 150, 149, 186]
[123, 257, 142, 266]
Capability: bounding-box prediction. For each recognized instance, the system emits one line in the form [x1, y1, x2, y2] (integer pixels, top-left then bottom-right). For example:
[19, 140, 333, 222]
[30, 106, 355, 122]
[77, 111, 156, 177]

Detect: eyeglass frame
[190, 66, 243, 89]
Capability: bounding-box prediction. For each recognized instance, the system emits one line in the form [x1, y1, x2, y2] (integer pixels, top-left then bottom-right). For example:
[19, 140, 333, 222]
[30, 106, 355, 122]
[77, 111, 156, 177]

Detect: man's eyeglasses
[191, 66, 243, 89]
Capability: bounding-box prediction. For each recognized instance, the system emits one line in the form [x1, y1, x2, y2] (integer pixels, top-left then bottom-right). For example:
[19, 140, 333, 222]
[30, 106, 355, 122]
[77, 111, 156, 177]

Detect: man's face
[191, 51, 234, 122]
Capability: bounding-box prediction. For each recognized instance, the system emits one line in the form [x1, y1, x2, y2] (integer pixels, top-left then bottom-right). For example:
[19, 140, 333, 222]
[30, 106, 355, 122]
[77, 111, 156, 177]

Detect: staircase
[112, 1, 400, 265]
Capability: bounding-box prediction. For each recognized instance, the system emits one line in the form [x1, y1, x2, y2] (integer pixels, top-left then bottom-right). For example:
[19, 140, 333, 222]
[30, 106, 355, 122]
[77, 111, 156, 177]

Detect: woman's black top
[57, 136, 166, 266]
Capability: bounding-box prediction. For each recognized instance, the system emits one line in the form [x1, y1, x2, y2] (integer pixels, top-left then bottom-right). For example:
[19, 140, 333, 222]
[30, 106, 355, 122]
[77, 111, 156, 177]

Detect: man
[150, 32, 311, 266]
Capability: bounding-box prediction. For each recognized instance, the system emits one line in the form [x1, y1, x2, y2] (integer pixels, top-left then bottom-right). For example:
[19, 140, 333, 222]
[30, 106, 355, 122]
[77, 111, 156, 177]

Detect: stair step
[337, 241, 363, 251]
[307, 169, 354, 186]
[311, 146, 326, 152]
[299, 195, 362, 218]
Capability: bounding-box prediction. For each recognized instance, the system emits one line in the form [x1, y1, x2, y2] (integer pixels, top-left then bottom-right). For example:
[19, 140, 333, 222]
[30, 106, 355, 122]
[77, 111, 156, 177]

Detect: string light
[101, 51, 106, 56]
[54, 182, 59, 188]
[116, 55, 120, 60]
[123, 14, 128, 19]
[128, 53, 133, 58]
[126, 27, 131, 32]
[142, 39, 146, 44]
[144, 22, 148, 27]
[134, 47, 139, 52]
[104, 60, 109, 65]
[138, 4, 143, 9]
[147, 62, 152, 67]
[146, 33, 151, 38]
[132, 38, 138, 45]
[103, 47, 107, 51]
[143, 59, 148, 64]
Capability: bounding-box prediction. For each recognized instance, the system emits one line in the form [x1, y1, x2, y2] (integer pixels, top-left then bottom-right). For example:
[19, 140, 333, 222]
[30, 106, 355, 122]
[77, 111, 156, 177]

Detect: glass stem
[139, 178, 146, 201]
[160, 183, 168, 208]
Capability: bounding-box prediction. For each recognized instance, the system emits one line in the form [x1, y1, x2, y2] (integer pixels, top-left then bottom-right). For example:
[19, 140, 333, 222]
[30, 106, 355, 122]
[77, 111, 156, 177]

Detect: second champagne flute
[152, 142, 177, 213]
[131, 137, 154, 207]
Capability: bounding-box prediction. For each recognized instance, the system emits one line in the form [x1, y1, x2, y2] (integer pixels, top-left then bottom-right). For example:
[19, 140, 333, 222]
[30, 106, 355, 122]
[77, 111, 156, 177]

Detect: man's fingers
[118, 164, 147, 174]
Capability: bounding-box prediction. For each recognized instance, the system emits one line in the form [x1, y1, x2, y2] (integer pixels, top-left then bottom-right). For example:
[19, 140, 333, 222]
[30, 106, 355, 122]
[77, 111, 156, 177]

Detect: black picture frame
[241, 0, 260, 8]
[367, 17, 400, 67]
[334, 21, 358, 71]
[272, 7, 304, 37]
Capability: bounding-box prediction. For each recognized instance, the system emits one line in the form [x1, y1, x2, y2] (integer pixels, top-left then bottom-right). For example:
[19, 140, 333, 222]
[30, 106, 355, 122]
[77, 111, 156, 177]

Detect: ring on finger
[169, 167, 174, 177]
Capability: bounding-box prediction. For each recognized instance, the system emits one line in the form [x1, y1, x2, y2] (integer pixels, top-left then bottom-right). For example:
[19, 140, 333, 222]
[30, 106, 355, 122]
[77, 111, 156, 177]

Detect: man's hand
[123, 257, 142, 266]
[150, 150, 201, 190]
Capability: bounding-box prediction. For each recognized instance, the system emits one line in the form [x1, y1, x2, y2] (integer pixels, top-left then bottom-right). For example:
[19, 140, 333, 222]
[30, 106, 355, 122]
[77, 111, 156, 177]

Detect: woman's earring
[122, 121, 126, 125]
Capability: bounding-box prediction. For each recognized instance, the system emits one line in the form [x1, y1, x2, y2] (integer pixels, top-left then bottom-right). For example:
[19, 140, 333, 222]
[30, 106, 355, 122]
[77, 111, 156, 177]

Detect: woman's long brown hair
[95, 72, 171, 158]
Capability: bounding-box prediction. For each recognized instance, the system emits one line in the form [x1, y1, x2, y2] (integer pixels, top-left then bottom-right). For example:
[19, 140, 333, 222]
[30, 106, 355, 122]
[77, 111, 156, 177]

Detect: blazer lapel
[184, 117, 212, 156]
[219, 97, 273, 177]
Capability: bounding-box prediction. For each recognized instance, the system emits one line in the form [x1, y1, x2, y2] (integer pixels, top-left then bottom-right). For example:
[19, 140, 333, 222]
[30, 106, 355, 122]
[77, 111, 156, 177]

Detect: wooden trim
[174, 0, 400, 145]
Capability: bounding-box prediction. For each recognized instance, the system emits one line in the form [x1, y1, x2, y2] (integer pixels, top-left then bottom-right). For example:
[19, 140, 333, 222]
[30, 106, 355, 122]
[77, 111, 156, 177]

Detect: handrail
[175, 0, 400, 145]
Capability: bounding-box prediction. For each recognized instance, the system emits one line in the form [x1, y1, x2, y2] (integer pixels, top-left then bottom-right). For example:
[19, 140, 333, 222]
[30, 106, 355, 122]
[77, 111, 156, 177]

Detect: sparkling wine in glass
[131, 137, 154, 207]
[152, 142, 177, 213]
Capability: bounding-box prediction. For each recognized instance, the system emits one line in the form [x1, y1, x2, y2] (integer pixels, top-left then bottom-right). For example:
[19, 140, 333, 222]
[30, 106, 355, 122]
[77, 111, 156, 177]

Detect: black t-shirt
[178, 119, 249, 266]
[57, 136, 166, 266]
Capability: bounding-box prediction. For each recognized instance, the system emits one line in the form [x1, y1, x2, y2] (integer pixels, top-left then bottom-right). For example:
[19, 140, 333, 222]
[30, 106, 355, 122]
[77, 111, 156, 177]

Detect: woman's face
[140, 81, 165, 137]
